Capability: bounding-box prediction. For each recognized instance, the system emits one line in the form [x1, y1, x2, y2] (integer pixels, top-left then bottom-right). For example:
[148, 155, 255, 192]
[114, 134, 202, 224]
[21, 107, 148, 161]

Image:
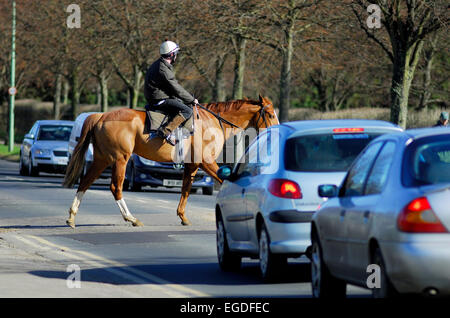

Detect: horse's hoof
[132, 219, 144, 227]
[66, 219, 75, 229]
[181, 219, 192, 226]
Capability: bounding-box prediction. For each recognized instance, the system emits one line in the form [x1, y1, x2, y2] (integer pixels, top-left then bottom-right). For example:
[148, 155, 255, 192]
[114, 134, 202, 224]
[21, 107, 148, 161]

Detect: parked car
[124, 153, 214, 194]
[19, 120, 74, 176]
[215, 120, 402, 280]
[311, 128, 450, 298]
[68, 112, 111, 179]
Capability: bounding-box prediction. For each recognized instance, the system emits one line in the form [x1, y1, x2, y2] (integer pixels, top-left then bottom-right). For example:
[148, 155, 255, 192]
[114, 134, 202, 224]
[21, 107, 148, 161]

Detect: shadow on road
[30, 261, 311, 287]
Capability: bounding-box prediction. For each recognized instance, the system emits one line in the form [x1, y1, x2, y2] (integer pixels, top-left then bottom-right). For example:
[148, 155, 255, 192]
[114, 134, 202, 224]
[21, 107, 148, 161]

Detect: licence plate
[163, 179, 183, 187]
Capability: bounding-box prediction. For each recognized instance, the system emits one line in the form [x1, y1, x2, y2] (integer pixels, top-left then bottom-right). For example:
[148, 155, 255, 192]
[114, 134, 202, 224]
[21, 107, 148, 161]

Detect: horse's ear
[258, 94, 264, 104]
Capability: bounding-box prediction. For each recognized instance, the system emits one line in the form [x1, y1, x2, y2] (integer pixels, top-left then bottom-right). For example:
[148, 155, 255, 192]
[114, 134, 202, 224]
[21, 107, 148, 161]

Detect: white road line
[23, 235, 209, 297]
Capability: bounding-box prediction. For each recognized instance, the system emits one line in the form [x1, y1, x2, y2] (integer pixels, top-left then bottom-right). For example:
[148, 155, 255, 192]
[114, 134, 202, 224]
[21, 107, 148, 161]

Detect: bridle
[194, 102, 275, 136]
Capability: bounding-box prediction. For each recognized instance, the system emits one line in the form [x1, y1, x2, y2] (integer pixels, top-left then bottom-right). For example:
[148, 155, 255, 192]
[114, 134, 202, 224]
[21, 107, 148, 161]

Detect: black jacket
[144, 57, 195, 105]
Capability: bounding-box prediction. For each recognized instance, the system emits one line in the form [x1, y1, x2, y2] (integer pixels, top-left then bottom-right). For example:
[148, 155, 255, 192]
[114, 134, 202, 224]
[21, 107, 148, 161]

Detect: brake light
[397, 197, 447, 233]
[268, 179, 302, 199]
[333, 128, 365, 133]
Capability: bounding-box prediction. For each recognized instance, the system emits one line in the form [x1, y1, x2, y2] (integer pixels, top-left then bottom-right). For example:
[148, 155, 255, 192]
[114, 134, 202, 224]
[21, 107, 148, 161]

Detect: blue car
[215, 120, 402, 280]
[124, 154, 214, 195]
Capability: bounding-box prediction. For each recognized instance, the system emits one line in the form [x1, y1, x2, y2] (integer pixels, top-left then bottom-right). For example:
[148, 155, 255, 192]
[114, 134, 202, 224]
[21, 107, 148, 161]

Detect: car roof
[375, 127, 450, 141]
[282, 119, 400, 130]
[277, 119, 402, 138]
[37, 120, 74, 126]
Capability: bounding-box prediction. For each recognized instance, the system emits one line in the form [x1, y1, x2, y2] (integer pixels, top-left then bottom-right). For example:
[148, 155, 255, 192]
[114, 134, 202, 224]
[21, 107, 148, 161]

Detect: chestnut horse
[62, 95, 278, 228]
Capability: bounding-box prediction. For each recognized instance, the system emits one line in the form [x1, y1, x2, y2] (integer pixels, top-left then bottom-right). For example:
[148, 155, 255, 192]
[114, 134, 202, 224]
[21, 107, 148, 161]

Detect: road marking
[22, 234, 209, 297]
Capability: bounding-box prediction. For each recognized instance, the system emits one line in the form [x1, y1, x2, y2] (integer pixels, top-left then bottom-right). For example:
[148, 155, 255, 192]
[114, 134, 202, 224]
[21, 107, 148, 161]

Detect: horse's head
[247, 94, 279, 132]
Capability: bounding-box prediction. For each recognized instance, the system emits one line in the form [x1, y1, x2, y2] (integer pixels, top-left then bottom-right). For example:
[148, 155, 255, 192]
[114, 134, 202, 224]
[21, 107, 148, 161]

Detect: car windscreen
[284, 132, 383, 172]
[404, 136, 450, 186]
[37, 125, 73, 141]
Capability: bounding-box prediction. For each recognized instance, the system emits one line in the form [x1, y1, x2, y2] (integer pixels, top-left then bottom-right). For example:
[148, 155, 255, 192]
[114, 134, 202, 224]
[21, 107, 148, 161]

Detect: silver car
[311, 128, 450, 298]
[215, 120, 402, 280]
[19, 120, 74, 176]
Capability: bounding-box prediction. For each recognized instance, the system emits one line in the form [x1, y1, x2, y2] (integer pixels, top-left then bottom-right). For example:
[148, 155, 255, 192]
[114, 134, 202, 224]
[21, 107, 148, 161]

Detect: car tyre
[372, 247, 398, 298]
[202, 187, 213, 195]
[216, 213, 241, 272]
[311, 231, 346, 298]
[28, 155, 39, 177]
[129, 164, 142, 192]
[258, 223, 287, 281]
[19, 153, 28, 176]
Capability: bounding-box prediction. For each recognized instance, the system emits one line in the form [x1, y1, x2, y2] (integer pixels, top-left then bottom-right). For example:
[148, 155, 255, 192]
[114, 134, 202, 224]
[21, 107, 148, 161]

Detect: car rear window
[38, 125, 73, 141]
[284, 132, 383, 172]
[405, 137, 450, 186]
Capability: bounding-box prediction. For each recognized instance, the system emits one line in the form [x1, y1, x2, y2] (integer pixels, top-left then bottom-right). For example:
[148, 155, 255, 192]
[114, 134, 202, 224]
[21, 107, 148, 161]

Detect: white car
[20, 120, 74, 176]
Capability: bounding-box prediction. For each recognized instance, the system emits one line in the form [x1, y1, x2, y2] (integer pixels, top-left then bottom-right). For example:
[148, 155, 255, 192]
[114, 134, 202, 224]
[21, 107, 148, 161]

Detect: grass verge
[0, 144, 20, 162]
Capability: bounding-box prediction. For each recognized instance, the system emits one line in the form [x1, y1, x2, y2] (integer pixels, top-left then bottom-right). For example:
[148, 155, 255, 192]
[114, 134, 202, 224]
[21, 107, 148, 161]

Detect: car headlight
[139, 157, 157, 166]
[34, 148, 51, 156]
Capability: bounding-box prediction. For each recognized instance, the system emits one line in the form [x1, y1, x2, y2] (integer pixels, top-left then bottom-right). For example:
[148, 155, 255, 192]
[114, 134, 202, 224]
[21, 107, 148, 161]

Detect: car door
[323, 141, 384, 278]
[220, 141, 260, 242]
[345, 141, 397, 282]
[23, 122, 38, 165]
[244, 130, 280, 246]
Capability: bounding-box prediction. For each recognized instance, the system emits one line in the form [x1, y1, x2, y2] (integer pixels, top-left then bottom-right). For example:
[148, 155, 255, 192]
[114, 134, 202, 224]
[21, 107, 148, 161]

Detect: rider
[144, 40, 198, 145]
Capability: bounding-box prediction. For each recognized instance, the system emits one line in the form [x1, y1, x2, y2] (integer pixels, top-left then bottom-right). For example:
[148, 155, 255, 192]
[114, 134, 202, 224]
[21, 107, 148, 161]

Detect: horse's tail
[63, 113, 102, 188]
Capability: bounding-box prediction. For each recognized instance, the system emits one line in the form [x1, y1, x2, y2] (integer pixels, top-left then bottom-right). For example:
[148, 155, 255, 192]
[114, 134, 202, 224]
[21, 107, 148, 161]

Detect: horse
[62, 94, 279, 228]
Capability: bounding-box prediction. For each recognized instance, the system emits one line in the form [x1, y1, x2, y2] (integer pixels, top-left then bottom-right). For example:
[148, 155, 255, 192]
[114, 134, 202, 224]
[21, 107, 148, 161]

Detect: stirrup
[165, 133, 177, 146]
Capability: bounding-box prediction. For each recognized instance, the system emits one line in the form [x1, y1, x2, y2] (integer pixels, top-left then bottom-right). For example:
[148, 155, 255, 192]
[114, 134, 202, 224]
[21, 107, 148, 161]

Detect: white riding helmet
[160, 41, 180, 57]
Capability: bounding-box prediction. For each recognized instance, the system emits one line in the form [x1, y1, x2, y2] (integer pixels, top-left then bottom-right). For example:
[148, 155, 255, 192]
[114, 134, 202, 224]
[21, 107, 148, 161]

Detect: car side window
[234, 137, 260, 179]
[341, 142, 384, 197]
[364, 141, 396, 195]
[29, 123, 38, 138]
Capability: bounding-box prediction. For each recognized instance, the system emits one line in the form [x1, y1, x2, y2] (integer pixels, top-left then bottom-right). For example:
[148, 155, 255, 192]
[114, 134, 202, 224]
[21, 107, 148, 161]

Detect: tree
[351, 0, 449, 128]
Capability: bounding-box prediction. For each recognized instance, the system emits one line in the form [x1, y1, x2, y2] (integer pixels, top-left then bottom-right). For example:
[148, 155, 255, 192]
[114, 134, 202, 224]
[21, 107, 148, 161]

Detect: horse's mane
[202, 99, 260, 113]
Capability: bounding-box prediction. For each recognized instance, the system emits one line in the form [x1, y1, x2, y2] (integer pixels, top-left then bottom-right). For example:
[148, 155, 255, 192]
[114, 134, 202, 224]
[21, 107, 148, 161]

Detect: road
[0, 159, 369, 298]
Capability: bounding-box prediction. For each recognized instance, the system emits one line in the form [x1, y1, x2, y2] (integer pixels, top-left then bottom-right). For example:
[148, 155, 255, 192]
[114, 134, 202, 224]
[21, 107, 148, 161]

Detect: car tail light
[333, 128, 365, 133]
[268, 179, 302, 199]
[397, 197, 448, 233]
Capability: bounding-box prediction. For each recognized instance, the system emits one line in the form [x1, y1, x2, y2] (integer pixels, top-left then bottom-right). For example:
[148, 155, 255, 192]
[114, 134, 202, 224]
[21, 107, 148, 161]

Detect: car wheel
[372, 247, 398, 298]
[19, 153, 28, 176]
[202, 187, 213, 195]
[216, 213, 241, 272]
[310, 231, 346, 298]
[129, 164, 142, 192]
[28, 155, 39, 177]
[258, 223, 286, 281]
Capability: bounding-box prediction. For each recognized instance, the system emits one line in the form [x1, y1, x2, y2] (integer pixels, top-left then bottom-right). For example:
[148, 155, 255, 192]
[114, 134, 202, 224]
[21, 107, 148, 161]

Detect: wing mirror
[217, 165, 233, 181]
[25, 133, 34, 140]
[318, 184, 338, 198]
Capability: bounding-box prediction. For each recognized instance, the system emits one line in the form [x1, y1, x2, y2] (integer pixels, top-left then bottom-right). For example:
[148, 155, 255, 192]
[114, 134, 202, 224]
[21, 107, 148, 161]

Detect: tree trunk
[213, 54, 227, 102]
[278, 28, 294, 123]
[63, 79, 69, 105]
[69, 68, 80, 120]
[390, 40, 424, 129]
[128, 65, 142, 109]
[232, 35, 246, 100]
[417, 36, 437, 111]
[53, 73, 62, 120]
[99, 72, 109, 112]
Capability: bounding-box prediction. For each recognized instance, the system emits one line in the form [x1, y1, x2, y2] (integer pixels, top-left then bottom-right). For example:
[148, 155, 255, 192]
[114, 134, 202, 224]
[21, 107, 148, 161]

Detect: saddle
[143, 104, 194, 137]
[143, 105, 194, 164]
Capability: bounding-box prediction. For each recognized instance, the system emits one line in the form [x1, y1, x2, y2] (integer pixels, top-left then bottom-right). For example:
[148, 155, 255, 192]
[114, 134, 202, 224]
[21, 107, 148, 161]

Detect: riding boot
[158, 114, 187, 146]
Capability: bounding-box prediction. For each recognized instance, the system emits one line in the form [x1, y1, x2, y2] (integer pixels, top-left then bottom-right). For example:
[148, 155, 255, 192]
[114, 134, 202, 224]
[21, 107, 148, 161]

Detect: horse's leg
[111, 158, 143, 227]
[199, 161, 223, 184]
[176, 163, 200, 226]
[66, 159, 109, 229]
